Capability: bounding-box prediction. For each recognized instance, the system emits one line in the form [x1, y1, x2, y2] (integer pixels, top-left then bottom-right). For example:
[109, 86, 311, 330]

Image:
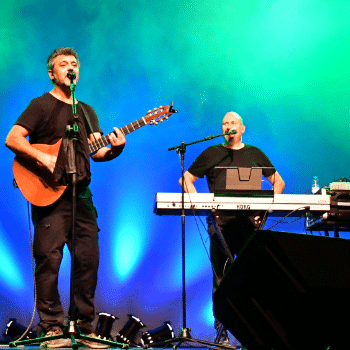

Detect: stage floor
[0, 347, 240, 350]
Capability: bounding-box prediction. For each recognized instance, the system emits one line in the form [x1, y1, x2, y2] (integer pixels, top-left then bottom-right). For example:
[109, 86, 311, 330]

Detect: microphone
[226, 129, 237, 135]
[67, 71, 76, 81]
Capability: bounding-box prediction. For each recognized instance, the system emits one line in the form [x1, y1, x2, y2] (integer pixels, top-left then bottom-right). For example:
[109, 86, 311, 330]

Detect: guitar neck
[88, 117, 147, 155]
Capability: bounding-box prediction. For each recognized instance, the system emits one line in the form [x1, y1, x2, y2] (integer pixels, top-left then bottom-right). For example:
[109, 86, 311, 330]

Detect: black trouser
[209, 214, 260, 338]
[208, 214, 259, 289]
[32, 186, 99, 334]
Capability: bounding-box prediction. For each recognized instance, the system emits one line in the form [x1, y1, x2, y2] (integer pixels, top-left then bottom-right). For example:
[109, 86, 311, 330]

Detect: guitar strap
[79, 102, 97, 141]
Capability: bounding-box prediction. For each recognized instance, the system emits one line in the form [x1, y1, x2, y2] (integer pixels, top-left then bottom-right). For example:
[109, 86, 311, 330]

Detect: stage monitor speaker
[213, 230, 350, 350]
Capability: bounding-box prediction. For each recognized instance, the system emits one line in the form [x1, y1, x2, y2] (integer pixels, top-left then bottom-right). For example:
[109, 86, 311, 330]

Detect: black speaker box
[213, 230, 350, 350]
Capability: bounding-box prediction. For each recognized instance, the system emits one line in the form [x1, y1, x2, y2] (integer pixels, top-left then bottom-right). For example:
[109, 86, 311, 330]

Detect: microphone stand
[62, 76, 127, 349]
[150, 132, 236, 349]
[63, 75, 81, 347]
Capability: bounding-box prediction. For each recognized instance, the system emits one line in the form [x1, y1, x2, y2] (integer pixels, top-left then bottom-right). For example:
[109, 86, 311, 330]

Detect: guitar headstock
[144, 103, 178, 125]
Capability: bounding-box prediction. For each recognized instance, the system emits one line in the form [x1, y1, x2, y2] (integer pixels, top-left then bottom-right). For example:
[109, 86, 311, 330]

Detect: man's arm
[179, 171, 198, 193]
[5, 125, 57, 173]
[90, 127, 126, 162]
[267, 171, 285, 194]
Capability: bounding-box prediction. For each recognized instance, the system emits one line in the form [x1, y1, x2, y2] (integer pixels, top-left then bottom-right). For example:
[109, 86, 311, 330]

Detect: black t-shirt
[15, 92, 103, 185]
[188, 143, 276, 193]
[15, 92, 102, 144]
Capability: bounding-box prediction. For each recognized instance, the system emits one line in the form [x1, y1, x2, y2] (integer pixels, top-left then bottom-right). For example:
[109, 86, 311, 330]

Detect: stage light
[115, 314, 145, 345]
[140, 321, 175, 347]
[94, 313, 118, 340]
[4, 318, 36, 341]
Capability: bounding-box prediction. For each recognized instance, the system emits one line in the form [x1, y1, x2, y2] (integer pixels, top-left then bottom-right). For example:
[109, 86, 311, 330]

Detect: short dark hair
[47, 47, 80, 71]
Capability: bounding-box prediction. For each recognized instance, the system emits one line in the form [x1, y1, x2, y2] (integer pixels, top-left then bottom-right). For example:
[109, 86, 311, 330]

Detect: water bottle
[311, 176, 320, 194]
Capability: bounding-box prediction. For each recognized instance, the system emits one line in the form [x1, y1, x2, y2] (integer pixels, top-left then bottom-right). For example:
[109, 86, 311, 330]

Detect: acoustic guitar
[13, 105, 176, 207]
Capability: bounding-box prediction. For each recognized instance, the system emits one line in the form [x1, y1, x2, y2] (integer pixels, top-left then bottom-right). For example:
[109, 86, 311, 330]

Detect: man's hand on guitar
[89, 127, 126, 162]
[110, 127, 126, 147]
[107, 127, 126, 160]
[38, 152, 57, 173]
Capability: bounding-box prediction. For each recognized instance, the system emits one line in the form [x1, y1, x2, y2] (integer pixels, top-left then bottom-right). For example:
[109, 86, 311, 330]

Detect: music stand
[213, 166, 275, 197]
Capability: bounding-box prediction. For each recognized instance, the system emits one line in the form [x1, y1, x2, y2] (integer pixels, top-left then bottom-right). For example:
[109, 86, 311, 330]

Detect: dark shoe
[77, 333, 110, 349]
[215, 327, 233, 348]
[41, 329, 71, 348]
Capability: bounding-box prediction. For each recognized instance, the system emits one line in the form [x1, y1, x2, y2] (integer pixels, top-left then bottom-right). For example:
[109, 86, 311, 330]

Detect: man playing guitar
[5, 47, 126, 348]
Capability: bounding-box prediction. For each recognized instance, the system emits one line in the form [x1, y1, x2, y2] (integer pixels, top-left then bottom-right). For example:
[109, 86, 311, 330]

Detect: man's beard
[224, 135, 235, 145]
